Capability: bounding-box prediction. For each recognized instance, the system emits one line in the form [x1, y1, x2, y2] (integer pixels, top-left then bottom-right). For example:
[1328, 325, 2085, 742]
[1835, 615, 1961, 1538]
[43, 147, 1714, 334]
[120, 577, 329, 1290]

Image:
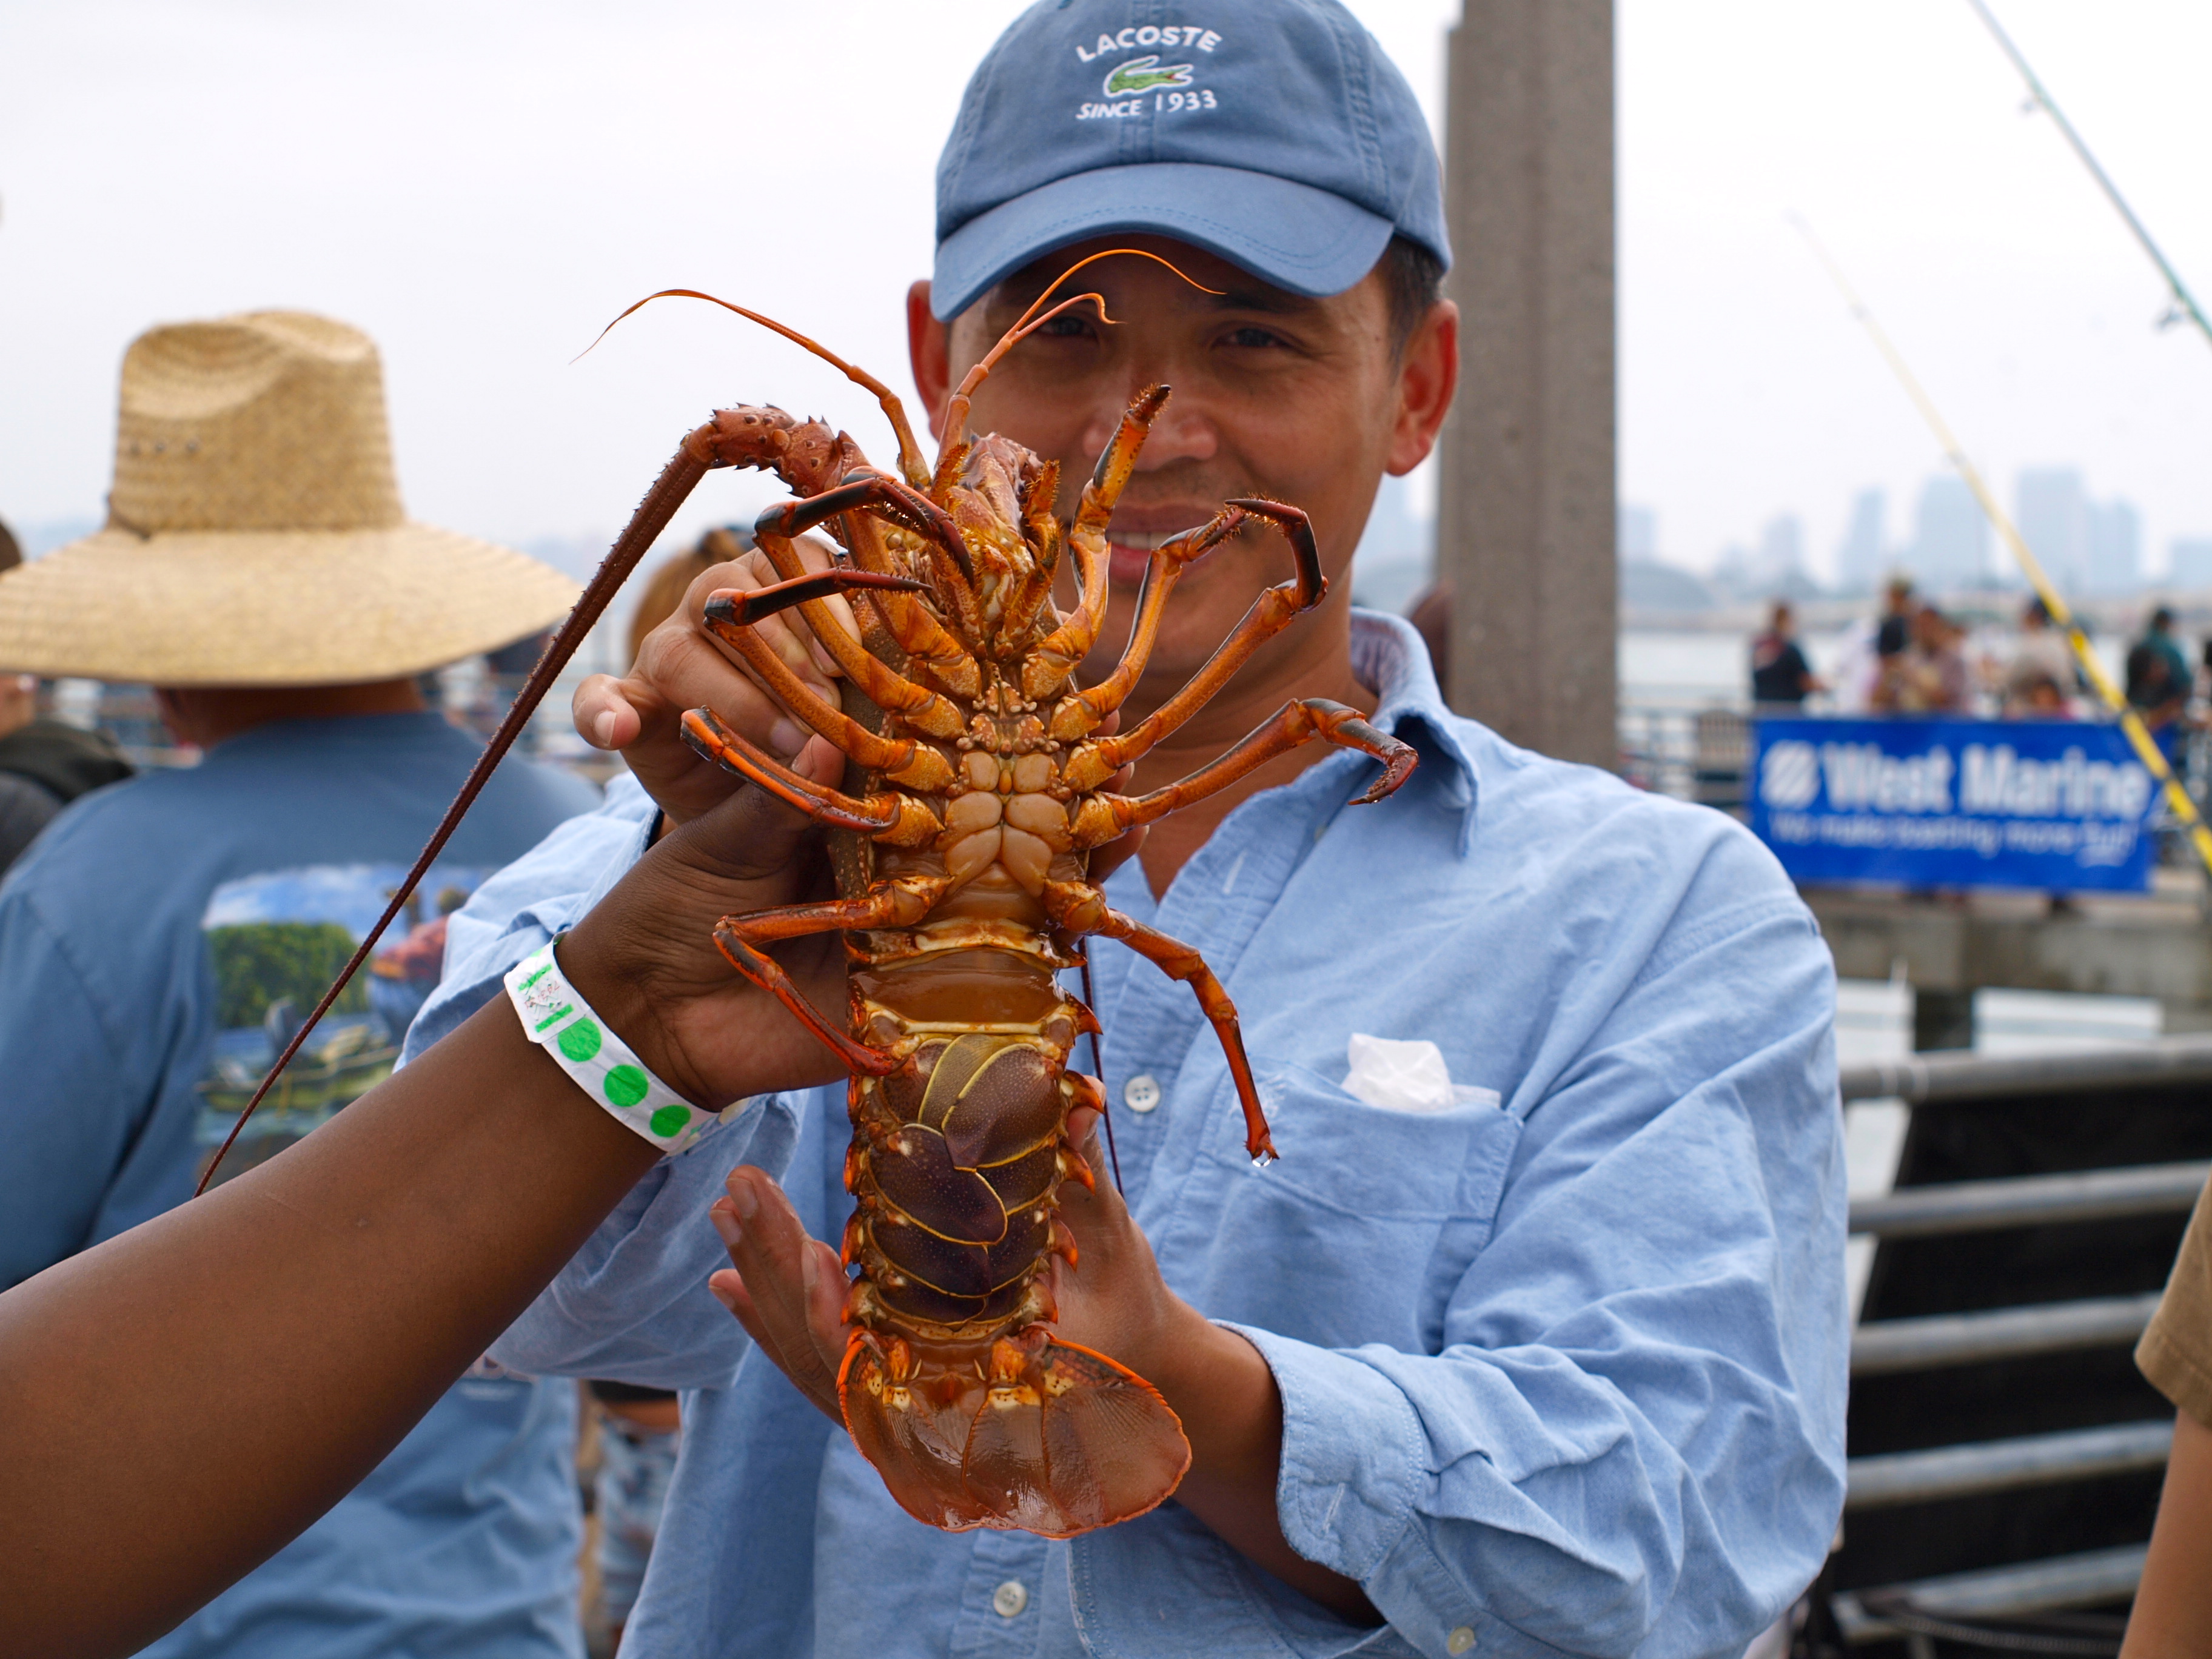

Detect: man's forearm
[1153, 1307, 1379, 1624]
[0, 996, 660, 1659]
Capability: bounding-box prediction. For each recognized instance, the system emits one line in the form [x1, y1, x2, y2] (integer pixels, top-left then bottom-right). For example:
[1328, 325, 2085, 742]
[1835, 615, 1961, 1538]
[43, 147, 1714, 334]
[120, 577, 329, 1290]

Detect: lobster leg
[997, 460, 1067, 642]
[699, 606, 956, 793]
[1053, 501, 1326, 763]
[759, 475, 976, 589]
[759, 473, 984, 644]
[743, 520, 967, 740]
[1022, 386, 1170, 700]
[1040, 882, 1276, 1163]
[712, 880, 946, 1079]
[1047, 503, 1262, 742]
[703, 567, 926, 628]
[680, 709, 938, 843]
[1070, 699, 1418, 847]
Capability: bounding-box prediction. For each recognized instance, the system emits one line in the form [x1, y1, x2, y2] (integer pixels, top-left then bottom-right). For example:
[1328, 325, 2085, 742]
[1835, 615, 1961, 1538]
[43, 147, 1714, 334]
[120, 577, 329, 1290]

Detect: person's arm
[2123, 1408, 2212, 1657]
[0, 780, 854, 1659]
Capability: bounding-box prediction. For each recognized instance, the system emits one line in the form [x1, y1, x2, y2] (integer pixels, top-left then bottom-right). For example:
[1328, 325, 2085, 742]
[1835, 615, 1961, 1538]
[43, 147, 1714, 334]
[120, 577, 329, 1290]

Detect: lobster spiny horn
[578, 289, 932, 492]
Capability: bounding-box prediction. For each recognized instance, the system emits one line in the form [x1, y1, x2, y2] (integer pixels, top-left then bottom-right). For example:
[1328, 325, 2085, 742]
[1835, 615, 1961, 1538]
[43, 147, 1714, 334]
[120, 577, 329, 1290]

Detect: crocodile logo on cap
[1104, 55, 1194, 96]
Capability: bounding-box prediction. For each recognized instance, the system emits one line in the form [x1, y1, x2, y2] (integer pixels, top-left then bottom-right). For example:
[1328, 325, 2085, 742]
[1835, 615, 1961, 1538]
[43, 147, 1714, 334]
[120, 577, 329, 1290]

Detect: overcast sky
[4, 1, 2208, 585]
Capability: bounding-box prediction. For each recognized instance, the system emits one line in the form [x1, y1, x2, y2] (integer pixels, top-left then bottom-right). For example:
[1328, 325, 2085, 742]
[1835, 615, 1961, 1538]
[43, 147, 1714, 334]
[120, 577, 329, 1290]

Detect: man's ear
[907, 281, 951, 443]
[1386, 298, 1460, 478]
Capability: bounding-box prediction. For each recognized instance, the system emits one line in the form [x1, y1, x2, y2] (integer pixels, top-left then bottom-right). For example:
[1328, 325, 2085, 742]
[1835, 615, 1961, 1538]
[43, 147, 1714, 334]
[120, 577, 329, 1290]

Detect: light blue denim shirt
[406, 614, 1846, 1659]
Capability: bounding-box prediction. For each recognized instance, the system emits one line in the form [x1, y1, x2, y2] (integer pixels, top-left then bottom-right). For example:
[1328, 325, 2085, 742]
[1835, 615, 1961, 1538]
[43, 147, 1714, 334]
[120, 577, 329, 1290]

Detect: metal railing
[1832, 1546, 2148, 1646]
[1842, 1037, 2212, 1105]
[1851, 1293, 2163, 1376]
[1846, 1420, 2173, 1512]
[1849, 1162, 2209, 1240]
[1831, 1036, 2212, 1641]
[1618, 702, 1749, 806]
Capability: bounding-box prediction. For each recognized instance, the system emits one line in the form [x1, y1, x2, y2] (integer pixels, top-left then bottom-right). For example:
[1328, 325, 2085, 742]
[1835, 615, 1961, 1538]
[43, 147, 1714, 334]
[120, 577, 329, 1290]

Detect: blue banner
[1750, 717, 2156, 892]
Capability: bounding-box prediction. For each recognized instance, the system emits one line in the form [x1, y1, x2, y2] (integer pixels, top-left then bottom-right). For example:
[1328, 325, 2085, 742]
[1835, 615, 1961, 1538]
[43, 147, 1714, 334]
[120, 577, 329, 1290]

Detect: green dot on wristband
[603, 1065, 649, 1108]
[649, 1104, 692, 1138]
[558, 1019, 603, 1064]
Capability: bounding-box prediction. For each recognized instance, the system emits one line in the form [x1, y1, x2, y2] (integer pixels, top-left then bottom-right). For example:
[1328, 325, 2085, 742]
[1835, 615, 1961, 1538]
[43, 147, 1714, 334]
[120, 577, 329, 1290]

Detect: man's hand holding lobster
[572, 535, 857, 830]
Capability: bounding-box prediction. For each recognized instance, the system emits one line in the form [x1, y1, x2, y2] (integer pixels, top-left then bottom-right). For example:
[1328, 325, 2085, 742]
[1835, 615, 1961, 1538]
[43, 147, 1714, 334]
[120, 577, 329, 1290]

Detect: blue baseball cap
[931, 0, 1450, 320]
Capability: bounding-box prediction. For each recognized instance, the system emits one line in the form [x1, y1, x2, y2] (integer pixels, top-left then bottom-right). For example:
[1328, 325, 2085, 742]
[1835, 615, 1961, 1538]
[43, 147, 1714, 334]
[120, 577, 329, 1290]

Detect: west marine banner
[1751, 717, 2156, 892]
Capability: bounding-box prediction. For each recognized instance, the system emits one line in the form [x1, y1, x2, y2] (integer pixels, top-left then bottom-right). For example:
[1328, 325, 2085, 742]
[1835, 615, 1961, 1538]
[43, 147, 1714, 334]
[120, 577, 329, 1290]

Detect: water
[1620, 625, 2132, 713]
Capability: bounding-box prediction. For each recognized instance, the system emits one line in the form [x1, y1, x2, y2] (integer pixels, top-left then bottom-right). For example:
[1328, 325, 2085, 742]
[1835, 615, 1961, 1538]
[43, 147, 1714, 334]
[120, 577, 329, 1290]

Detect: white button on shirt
[991, 1580, 1028, 1618]
[1447, 1626, 1476, 1654]
[1123, 1073, 1161, 1113]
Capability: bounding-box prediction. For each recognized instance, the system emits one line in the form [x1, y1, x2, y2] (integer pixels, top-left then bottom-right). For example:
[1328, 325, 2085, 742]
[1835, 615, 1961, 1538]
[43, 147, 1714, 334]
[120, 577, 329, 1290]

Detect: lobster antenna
[937, 249, 1222, 464]
[580, 289, 935, 492]
[196, 440, 714, 1193]
[1078, 943, 1122, 1195]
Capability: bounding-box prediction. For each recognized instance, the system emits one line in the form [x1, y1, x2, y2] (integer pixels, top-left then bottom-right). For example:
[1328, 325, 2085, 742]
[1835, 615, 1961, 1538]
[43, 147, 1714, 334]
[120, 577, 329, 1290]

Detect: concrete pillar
[1437, 0, 1617, 768]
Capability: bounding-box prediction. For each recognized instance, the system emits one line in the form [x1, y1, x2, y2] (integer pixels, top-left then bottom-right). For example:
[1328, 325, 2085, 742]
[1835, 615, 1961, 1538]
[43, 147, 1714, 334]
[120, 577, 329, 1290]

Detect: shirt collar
[1349, 608, 1481, 856]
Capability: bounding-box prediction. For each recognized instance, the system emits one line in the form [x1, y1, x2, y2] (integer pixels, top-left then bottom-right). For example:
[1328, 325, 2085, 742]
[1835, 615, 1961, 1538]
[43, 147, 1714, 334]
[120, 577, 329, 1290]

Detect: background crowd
[1749, 575, 2204, 759]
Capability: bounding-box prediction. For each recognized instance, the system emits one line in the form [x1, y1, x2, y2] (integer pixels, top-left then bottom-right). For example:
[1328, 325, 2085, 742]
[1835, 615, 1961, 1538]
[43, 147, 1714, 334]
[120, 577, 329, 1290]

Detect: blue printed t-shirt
[409, 614, 1850, 1659]
[0, 709, 600, 1659]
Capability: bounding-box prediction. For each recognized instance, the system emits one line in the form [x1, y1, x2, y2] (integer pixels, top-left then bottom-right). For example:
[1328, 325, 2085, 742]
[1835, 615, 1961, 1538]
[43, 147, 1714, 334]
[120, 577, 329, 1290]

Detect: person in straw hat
[0, 518, 135, 871]
[0, 310, 598, 1658]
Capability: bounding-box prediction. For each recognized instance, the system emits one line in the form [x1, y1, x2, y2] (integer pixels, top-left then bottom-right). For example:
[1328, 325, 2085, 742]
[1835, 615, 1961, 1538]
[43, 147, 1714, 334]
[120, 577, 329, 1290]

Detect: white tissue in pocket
[1342, 1033, 1498, 1114]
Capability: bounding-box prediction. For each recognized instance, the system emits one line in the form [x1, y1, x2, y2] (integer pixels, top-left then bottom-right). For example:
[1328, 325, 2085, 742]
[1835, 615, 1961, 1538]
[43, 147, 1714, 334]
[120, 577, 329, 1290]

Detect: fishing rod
[1965, 0, 2212, 353]
[1789, 213, 2212, 878]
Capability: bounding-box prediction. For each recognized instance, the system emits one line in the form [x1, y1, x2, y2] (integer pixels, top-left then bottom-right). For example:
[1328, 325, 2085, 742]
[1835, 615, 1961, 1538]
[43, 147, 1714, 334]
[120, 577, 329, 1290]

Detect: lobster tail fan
[839, 1332, 1190, 1538]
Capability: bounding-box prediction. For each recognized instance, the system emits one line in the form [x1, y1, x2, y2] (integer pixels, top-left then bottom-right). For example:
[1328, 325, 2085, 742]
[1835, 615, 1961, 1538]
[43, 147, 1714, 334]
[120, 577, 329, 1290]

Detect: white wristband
[504, 940, 729, 1156]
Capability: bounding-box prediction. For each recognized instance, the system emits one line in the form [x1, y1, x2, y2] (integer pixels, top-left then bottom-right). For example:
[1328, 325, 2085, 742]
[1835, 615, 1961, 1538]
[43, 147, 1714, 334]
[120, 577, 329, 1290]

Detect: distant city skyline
[1624, 458, 2207, 599]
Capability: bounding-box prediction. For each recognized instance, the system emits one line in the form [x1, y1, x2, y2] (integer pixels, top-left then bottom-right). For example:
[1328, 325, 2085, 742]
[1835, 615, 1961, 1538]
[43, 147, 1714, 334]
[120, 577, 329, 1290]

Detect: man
[428, 4, 1844, 1654]
[1875, 573, 1915, 659]
[2002, 597, 2077, 718]
[1872, 603, 1968, 714]
[0, 520, 136, 869]
[0, 311, 599, 1656]
[0, 671, 133, 871]
[2127, 605, 2192, 766]
[1750, 599, 1823, 706]
[0, 8, 1844, 1656]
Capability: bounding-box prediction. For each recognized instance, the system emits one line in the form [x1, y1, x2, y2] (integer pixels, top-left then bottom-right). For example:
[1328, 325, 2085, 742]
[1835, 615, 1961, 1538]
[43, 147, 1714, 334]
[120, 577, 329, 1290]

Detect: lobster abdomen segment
[848, 1032, 1076, 1329]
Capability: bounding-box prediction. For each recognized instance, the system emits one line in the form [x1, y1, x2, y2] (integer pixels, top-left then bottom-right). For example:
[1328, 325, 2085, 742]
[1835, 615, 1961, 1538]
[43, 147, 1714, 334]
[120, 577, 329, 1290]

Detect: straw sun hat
[0, 310, 578, 686]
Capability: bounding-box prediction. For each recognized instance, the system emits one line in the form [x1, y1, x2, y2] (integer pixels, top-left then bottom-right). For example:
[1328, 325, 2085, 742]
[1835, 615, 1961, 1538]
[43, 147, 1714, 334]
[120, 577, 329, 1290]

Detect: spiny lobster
[206, 252, 1418, 1537]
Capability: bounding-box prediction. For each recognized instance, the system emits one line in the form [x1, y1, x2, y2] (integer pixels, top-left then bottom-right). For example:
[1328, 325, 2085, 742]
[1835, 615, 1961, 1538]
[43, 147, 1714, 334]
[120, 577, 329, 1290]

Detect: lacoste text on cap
[933, 0, 1450, 320]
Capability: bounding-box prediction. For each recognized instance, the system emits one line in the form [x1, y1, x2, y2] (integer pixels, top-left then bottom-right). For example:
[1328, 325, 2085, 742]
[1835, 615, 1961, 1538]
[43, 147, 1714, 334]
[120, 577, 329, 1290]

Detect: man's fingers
[706, 1169, 845, 1420]
[697, 546, 846, 708]
[1057, 1125, 1130, 1238]
[572, 674, 645, 751]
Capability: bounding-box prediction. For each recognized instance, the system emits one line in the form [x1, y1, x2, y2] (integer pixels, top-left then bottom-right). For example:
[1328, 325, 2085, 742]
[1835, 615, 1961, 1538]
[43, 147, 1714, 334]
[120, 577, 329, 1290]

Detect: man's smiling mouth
[1104, 523, 1216, 584]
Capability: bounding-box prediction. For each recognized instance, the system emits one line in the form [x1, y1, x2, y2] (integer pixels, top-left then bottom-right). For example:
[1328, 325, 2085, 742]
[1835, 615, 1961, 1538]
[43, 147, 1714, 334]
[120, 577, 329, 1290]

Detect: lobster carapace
[204, 253, 1418, 1537]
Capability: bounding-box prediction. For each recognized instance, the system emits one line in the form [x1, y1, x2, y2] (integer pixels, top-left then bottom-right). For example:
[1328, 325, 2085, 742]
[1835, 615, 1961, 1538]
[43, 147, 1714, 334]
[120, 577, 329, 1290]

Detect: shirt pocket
[1185, 1061, 1521, 1353]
